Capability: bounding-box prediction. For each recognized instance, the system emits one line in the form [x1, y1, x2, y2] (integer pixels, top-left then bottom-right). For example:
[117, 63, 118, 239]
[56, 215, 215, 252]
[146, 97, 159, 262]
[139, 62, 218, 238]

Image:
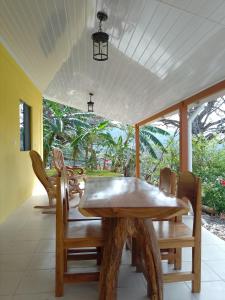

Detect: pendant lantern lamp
[92, 11, 109, 61]
[87, 93, 94, 112]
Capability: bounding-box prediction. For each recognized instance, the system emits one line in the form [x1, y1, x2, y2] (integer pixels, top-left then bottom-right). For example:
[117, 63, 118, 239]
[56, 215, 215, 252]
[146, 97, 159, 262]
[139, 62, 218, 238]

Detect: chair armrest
[66, 166, 84, 175]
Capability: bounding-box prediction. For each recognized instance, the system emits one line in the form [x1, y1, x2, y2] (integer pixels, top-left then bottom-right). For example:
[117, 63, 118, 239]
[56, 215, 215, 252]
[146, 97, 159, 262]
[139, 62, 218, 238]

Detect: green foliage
[43, 98, 169, 176]
[203, 182, 225, 213]
[192, 135, 225, 213]
[141, 136, 179, 184]
[142, 133, 225, 213]
[140, 125, 169, 158]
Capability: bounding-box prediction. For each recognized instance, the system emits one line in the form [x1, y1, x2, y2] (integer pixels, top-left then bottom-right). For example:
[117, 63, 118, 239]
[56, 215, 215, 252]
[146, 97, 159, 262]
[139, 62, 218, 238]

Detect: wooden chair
[159, 167, 176, 195]
[52, 148, 85, 199]
[147, 171, 201, 292]
[132, 167, 176, 265]
[29, 150, 57, 213]
[157, 167, 177, 264]
[55, 169, 104, 297]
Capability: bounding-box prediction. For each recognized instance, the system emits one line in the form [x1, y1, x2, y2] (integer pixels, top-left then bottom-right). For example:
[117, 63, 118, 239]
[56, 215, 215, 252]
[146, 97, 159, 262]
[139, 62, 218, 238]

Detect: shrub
[142, 134, 225, 213]
[193, 135, 225, 213]
[203, 180, 225, 213]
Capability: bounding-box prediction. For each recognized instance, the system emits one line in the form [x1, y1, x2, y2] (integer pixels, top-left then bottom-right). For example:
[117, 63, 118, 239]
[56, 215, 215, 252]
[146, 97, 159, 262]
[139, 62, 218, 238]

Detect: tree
[141, 134, 179, 183]
[43, 99, 91, 166]
[71, 121, 111, 170]
[43, 101, 66, 166]
[159, 97, 225, 140]
[43, 99, 170, 175]
[106, 124, 169, 176]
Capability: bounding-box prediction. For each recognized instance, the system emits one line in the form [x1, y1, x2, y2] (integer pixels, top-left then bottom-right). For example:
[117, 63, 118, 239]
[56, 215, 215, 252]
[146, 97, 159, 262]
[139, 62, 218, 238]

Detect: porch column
[135, 124, 140, 178]
[179, 102, 188, 172]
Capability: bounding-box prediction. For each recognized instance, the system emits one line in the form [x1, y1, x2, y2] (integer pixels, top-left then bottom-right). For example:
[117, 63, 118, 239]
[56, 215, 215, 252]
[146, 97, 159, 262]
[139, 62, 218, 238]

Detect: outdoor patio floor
[1, 187, 225, 300]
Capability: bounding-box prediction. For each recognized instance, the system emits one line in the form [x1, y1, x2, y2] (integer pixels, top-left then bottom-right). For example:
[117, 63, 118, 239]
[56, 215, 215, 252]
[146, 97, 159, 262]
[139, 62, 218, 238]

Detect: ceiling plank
[136, 78, 225, 126]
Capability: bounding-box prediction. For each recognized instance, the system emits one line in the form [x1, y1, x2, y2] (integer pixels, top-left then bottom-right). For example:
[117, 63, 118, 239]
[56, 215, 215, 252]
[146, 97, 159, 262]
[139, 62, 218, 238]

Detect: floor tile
[35, 240, 55, 253]
[27, 253, 55, 270]
[201, 228, 224, 245]
[118, 265, 146, 289]
[121, 249, 132, 265]
[202, 245, 225, 261]
[217, 241, 225, 251]
[0, 272, 23, 295]
[0, 240, 38, 255]
[63, 282, 99, 300]
[15, 270, 54, 294]
[182, 247, 192, 262]
[14, 228, 55, 241]
[2, 193, 225, 299]
[0, 254, 32, 272]
[164, 282, 195, 300]
[118, 287, 148, 299]
[12, 294, 55, 300]
[205, 260, 225, 280]
[191, 281, 225, 300]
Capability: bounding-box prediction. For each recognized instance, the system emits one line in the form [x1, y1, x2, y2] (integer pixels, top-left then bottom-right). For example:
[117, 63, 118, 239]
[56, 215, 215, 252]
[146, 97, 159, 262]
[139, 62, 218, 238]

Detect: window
[20, 101, 31, 151]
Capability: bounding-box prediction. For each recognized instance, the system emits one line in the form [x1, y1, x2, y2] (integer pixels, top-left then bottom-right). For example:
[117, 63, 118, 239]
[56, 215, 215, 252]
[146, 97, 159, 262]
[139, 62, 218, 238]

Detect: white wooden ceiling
[1, 0, 225, 124]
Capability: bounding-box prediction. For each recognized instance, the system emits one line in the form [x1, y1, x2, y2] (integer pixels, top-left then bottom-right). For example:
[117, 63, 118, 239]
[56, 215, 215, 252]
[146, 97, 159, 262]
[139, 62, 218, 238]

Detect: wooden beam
[135, 124, 140, 178]
[179, 103, 188, 172]
[136, 79, 225, 127]
[184, 79, 225, 106]
[136, 103, 180, 127]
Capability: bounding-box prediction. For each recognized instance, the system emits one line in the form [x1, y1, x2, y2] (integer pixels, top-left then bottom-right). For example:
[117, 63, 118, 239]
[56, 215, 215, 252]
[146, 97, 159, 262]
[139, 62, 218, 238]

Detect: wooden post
[135, 124, 140, 178]
[179, 103, 188, 172]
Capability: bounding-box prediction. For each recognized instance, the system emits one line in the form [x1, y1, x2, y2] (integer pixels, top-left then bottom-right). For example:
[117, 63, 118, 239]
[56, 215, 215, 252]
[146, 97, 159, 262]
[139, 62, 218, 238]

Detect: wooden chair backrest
[177, 171, 201, 237]
[29, 150, 53, 192]
[53, 148, 65, 173]
[159, 167, 176, 195]
[56, 168, 69, 244]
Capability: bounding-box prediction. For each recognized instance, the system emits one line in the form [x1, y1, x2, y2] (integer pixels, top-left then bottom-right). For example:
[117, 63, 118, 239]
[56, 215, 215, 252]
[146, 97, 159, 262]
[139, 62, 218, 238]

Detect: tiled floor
[1, 187, 225, 300]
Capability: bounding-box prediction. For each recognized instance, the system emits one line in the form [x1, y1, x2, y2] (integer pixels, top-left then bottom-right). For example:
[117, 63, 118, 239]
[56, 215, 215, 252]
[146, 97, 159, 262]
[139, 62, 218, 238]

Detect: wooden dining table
[79, 177, 189, 300]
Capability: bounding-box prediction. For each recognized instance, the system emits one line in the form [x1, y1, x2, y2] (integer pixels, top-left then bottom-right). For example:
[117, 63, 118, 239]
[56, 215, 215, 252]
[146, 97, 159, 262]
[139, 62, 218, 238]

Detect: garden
[43, 97, 225, 240]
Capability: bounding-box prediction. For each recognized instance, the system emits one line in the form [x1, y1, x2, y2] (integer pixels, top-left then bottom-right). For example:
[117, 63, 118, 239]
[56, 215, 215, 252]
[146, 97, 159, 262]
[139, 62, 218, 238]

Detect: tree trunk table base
[99, 218, 163, 300]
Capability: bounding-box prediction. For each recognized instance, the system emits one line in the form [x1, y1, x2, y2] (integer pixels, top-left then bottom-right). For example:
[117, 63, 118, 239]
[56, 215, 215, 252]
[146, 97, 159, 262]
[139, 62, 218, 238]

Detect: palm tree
[43, 99, 169, 174]
[43, 101, 67, 166]
[140, 125, 169, 158]
[106, 124, 169, 176]
[71, 120, 111, 170]
[43, 99, 90, 166]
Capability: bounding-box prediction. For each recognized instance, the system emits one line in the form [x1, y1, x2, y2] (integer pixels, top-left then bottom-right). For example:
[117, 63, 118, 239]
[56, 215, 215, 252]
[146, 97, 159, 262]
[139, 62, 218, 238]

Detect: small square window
[20, 101, 31, 151]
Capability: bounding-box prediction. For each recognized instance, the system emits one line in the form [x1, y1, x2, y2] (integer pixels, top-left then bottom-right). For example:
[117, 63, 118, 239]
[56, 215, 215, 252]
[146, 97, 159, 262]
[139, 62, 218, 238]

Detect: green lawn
[46, 168, 122, 177]
[85, 170, 123, 177]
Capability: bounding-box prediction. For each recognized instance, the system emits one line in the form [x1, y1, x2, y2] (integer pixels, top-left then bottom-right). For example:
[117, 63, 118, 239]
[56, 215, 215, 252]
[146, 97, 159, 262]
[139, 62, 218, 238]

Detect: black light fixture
[92, 11, 109, 61]
[87, 93, 94, 112]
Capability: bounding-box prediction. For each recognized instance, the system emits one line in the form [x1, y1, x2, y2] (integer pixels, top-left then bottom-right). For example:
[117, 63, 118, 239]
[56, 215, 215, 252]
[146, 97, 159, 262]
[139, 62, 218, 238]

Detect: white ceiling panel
[1, 0, 225, 124]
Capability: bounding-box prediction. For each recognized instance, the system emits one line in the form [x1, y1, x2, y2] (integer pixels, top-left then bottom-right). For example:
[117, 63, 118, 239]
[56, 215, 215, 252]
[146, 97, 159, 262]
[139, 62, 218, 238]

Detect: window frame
[20, 100, 31, 151]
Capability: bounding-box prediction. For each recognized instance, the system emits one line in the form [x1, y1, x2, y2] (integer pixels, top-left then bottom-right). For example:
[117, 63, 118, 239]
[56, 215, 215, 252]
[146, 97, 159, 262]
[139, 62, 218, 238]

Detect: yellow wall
[0, 43, 42, 223]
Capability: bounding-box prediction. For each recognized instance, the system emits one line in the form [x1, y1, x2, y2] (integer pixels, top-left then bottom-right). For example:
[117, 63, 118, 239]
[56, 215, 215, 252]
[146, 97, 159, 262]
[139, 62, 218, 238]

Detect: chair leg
[174, 248, 182, 270]
[64, 249, 67, 272]
[55, 247, 64, 297]
[192, 245, 201, 292]
[97, 247, 102, 266]
[168, 249, 175, 264]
